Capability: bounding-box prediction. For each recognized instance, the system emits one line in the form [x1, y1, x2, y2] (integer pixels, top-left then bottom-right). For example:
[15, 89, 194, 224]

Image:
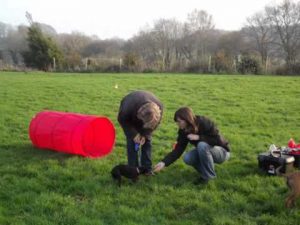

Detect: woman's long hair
[174, 107, 198, 133]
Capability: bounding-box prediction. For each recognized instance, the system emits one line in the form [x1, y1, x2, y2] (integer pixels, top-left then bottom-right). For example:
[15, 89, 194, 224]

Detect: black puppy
[111, 164, 147, 186]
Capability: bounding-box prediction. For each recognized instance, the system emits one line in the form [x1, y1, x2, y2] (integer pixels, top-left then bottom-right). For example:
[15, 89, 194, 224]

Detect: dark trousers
[125, 133, 152, 171]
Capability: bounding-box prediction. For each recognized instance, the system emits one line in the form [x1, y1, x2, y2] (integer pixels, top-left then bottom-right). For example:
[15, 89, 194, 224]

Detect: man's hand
[133, 134, 146, 145]
[153, 162, 165, 173]
[187, 134, 200, 141]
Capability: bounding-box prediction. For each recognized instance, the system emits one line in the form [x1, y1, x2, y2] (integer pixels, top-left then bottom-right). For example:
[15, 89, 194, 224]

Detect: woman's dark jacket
[118, 90, 163, 139]
[162, 115, 230, 166]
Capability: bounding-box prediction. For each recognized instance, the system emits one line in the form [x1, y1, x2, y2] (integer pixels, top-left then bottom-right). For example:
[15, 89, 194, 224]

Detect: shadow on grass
[0, 143, 271, 191]
[0, 143, 75, 163]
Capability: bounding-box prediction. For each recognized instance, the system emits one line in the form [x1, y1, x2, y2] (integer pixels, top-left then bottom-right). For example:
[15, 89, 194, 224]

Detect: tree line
[0, 0, 299, 75]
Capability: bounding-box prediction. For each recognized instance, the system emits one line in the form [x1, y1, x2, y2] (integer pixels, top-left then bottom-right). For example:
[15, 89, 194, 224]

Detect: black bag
[258, 151, 294, 175]
[286, 152, 300, 169]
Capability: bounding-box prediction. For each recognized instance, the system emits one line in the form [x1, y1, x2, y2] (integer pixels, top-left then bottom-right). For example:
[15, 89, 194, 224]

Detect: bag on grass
[258, 146, 294, 175]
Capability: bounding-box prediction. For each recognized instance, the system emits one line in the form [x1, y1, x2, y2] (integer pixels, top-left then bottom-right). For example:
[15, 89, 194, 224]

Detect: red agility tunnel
[29, 111, 115, 158]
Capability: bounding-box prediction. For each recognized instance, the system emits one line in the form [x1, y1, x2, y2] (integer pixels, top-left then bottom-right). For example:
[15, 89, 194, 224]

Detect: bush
[275, 63, 300, 75]
[237, 56, 262, 75]
[291, 63, 300, 75]
[212, 51, 235, 74]
[142, 68, 158, 73]
[103, 65, 121, 73]
[185, 61, 209, 73]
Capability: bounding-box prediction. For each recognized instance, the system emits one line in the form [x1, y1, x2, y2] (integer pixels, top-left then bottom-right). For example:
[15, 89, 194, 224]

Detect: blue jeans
[183, 141, 230, 181]
[125, 134, 152, 171]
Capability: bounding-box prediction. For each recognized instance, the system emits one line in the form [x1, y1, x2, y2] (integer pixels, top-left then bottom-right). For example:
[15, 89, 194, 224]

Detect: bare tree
[187, 9, 215, 32]
[245, 12, 274, 69]
[217, 31, 245, 72]
[185, 9, 216, 70]
[126, 31, 158, 71]
[56, 32, 91, 69]
[0, 22, 13, 39]
[152, 18, 184, 71]
[25, 11, 33, 26]
[57, 32, 91, 54]
[0, 23, 28, 66]
[265, 0, 300, 68]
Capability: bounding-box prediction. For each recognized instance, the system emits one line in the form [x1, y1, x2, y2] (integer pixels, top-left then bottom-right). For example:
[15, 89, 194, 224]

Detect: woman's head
[174, 107, 197, 133]
[137, 102, 161, 130]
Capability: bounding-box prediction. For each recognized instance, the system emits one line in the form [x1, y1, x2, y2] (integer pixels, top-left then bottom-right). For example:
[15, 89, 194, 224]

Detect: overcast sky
[1, 0, 281, 39]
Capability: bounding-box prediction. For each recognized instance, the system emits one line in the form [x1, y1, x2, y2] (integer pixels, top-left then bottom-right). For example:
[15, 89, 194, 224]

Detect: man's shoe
[193, 177, 209, 185]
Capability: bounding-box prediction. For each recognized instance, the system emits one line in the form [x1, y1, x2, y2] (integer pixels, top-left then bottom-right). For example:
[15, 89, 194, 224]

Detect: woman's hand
[153, 162, 165, 173]
[187, 134, 199, 141]
[134, 134, 146, 145]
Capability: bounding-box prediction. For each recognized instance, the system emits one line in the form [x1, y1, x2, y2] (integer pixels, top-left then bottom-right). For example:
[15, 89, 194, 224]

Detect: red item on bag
[288, 138, 296, 148]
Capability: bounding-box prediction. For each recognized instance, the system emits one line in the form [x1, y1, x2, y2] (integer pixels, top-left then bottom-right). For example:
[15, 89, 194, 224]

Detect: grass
[0, 71, 300, 225]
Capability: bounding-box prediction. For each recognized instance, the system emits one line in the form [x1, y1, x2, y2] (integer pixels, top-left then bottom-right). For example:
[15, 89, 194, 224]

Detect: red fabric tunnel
[29, 111, 115, 158]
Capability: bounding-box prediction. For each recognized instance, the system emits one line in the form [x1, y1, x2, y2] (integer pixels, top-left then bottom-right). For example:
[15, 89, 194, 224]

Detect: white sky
[0, 0, 282, 39]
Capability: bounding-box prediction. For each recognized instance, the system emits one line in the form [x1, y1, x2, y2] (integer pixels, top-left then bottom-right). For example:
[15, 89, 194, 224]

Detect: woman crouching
[154, 107, 230, 184]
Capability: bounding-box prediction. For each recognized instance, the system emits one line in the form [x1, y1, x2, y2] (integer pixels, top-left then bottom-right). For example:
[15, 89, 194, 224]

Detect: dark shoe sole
[193, 178, 209, 185]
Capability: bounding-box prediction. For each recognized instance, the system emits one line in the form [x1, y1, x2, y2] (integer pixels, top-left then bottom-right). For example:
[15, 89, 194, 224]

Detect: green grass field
[0, 72, 300, 225]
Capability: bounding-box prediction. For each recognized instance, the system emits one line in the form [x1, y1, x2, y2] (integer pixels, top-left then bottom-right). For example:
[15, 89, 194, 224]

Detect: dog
[111, 164, 147, 187]
[276, 166, 300, 208]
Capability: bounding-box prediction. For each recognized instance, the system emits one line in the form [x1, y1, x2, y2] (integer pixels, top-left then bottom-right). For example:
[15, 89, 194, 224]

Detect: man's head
[137, 102, 161, 130]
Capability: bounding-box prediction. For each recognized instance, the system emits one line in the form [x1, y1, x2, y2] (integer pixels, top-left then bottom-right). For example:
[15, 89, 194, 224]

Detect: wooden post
[265, 55, 269, 74]
[208, 55, 211, 72]
[53, 57, 56, 71]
